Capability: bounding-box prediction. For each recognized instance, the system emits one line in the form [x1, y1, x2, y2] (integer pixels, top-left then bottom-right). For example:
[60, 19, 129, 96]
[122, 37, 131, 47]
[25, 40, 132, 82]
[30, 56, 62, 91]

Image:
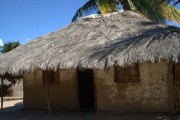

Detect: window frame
[114, 63, 140, 83]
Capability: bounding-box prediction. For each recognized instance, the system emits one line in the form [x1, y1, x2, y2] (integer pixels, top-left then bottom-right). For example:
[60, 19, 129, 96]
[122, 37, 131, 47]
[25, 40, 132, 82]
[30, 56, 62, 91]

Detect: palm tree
[72, 0, 180, 24]
[1, 42, 20, 53]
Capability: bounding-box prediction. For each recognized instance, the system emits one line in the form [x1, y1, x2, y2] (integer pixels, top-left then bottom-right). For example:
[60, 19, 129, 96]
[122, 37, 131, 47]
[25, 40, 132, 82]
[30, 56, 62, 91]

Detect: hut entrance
[77, 69, 95, 110]
[174, 63, 180, 113]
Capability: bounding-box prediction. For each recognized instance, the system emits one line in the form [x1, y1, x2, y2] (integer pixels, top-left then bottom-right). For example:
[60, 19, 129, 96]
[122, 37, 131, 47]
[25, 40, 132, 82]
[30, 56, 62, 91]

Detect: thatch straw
[0, 11, 180, 76]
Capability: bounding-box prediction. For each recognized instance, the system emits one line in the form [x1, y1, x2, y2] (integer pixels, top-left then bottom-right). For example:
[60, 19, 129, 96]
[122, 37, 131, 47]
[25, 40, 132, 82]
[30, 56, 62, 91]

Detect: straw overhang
[0, 11, 179, 76]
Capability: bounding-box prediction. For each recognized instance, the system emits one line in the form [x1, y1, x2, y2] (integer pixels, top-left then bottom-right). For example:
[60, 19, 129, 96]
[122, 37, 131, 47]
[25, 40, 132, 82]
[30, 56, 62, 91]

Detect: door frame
[173, 63, 180, 113]
[76, 68, 97, 110]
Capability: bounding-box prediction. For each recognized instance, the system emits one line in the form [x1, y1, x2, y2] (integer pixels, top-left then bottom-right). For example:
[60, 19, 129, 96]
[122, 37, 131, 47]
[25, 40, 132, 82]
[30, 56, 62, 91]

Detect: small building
[0, 79, 11, 96]
[0, 79, 23, 97]
[0, 11, 180, 112]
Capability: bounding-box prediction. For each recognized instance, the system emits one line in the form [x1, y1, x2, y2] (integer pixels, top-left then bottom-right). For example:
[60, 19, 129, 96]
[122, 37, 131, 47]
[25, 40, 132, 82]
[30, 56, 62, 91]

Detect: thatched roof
[0, 11, 180, 76]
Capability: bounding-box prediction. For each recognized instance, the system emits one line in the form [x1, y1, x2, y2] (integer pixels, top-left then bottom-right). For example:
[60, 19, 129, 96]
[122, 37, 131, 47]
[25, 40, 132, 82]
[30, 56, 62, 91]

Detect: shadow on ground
[1, 100, 180, 120]
[0, 109, 180, 120]
[2, 101, 23, 113]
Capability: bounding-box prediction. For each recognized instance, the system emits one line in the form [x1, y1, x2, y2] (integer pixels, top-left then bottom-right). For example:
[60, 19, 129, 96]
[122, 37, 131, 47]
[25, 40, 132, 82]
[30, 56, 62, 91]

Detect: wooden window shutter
[128, 63, 139, 81]
[115, 63, 139, 82]
[115, 66, 128, 82]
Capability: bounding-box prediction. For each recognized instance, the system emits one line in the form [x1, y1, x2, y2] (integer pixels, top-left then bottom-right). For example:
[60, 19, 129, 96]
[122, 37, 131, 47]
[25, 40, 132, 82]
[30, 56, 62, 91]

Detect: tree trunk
[45, 78, 51, 116]
[1, 78, 4, 114]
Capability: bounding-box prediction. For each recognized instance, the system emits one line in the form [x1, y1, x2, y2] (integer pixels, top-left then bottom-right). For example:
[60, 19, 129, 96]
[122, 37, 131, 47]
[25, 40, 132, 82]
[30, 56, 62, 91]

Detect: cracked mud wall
[23, 61, 174, 112]
[23, 69, 79, 109]
[94, 61, 174, 112]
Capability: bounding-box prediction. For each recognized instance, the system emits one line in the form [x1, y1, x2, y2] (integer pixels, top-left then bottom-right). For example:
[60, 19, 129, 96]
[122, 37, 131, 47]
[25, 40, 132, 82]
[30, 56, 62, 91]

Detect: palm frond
[120, 0, 180, 23]
[72, 0, 98, 22]
[97, 10, 101, 14]
[127, 0, 136, 11]
[129, 0, 170, 23]
[172, 0, 180, 5]
[161, 3, 180, 23]
[165, 0, 177, 3]
[121, 0, 163, 22]
[97, 0, 118, 13]
[120, 0, 131, 10]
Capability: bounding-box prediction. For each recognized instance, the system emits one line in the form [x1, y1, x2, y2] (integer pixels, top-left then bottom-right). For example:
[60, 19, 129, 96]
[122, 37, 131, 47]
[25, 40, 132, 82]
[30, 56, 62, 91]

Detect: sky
[0, 0, 180, 46]
[0, 0, 87, 45]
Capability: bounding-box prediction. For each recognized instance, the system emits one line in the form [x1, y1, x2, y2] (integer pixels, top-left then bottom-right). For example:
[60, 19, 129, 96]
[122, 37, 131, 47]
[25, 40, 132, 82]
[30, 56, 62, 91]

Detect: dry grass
[0, 11, 179, 76]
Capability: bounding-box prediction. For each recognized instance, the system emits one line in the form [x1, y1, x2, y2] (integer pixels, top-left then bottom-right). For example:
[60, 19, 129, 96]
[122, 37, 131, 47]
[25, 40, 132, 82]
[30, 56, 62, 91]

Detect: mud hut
[0, 11, 180, 112]
[0, 79, 11, 96]
[0, 78, 23, 97]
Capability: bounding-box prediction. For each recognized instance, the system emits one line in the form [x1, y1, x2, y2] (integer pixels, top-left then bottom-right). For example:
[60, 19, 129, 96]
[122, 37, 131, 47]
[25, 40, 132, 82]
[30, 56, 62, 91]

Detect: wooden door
[174, 63, 180, 112]
[77, 69, 95, 109]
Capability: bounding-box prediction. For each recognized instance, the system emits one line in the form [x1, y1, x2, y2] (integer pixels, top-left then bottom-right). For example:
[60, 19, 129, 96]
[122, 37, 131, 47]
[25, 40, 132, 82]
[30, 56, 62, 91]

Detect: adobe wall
[23, 69, 79, 109]
[23, 62, 174, 112]
[9, 80, 23, 97]
[94, 62, 174, 112]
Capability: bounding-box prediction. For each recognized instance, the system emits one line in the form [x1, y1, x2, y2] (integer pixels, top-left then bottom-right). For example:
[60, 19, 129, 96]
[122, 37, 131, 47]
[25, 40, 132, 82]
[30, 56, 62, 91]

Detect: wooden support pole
[1, 77, 4, 114]
[45, 76, 51, 116]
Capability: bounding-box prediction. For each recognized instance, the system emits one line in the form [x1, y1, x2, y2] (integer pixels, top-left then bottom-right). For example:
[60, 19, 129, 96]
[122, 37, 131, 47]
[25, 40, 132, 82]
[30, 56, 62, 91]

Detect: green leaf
[72, 0, 180, 24]
[96, 0, 118, 14]
[161, 4, 180, 23]
[2, 42, 20, 53]
[72, 0, 98, 22]
[129, 0, 168, 23]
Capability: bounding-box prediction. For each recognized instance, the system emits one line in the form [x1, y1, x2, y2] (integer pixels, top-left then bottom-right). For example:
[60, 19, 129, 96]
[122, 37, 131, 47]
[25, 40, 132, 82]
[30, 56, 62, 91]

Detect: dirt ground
[4, 100, 23, 108]
[1, 100, 180, 120]
[1, 99, 23, 113]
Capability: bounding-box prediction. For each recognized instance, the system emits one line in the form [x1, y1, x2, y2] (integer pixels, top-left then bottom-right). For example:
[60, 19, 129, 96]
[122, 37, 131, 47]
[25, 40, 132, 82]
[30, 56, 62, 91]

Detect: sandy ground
[0, 100, 180, 120]
[1, 99, 23, 113]
[3, 100, 23, 108]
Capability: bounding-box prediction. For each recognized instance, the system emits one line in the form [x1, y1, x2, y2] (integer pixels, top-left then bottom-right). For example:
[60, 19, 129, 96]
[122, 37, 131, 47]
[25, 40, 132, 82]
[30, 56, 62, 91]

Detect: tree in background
[72, 0, 180, 24]
[0, 42, 20, 53]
